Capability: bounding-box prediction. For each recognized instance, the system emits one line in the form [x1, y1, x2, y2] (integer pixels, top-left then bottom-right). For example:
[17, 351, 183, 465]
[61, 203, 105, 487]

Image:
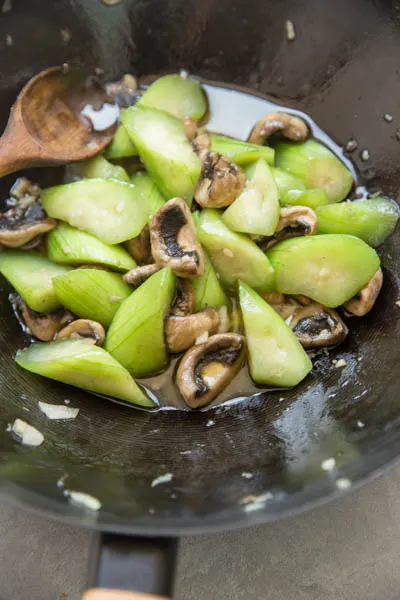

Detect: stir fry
[0, 73, 398, 410]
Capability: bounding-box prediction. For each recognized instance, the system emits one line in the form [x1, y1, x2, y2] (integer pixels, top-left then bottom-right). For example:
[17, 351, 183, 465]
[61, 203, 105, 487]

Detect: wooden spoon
[0, 66, 118, 178]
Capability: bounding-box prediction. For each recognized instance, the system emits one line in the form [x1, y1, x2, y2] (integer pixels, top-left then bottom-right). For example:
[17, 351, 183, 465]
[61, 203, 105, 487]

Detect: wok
[1, 0, 400, 597]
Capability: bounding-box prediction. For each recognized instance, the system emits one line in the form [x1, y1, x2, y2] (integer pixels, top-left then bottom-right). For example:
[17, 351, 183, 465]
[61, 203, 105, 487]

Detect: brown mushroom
[258, 206, 318, 250]
[123, 264, 160, 286]
[105, 75, 139, 107]
[56, 319, 105, 345]
[150, 197, 205, 278]
[343, 268, 383, 317]
[125, 226, 152, 265]
[176, 333, 246, 408]
[192, 132, 211, 161]
[166, 308, 220, 353]
[14, 297, 73, 342]
[248, 112, 309, 145]
[194, 152, 246, 208]
[261, 294, 300, 320]
[183, 116, 198, 141]
[171, 279, 195, 316]
[289, 303, 348, 348]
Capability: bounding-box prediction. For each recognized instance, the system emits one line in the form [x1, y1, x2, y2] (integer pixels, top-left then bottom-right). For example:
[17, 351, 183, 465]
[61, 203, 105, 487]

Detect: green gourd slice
[104, 123, 138, 159]
[210, 134, 275, 167]
[137, 74, 208, 120]
[191, 253, 229, 311]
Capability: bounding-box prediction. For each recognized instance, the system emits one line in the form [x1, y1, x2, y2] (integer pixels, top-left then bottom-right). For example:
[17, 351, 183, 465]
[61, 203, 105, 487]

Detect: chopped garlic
[223, 248, 234, 258]
[336, 477, 351, 490]
[241, 472, 253, 479]
[395, 301, 400, 308]
[65, 490, 101, 511]
[38, 402, 79, 420]
[321, 457, 336, 471]
[151, 473, 173, 487]
[11, 419, 44, 447]
[206, 419, 215, 427]
[335, 358, 347, 369]
[285, 20, 296, 41]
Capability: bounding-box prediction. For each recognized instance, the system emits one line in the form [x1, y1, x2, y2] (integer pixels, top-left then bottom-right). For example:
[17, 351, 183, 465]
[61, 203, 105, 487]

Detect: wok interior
[1, 0, 400, 533]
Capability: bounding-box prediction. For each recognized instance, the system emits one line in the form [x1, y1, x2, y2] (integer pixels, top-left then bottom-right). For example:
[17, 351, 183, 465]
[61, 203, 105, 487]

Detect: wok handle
[85, 533, 177, 599]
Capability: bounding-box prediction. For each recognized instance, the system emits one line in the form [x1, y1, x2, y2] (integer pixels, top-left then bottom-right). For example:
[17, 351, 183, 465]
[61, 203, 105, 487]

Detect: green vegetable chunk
[130, 171, 165, 218]
[0, 251, 70, 313]
[67, 154, 130, 183]
[197, 209, 275, 292]
[104, 122, 138, 159]
[121, 106, 202, 204]
[105, 268, 176, 377]
[191, 253, 229, 311]
[268, 234, 380, 307]
[48, 223, 136, 272]
[282, 188, 329, 209]
[272, 167, 306, 199]
[42, 179, 149, 245]
[15, 339, 153, 407]
[239, 282, 312, 387]
[222, 159, 280, 236]
[275, 140, 353, 203]
[316, 197, 400, 247]
[53, 269, 131, 327]
[138, 74, 207, 120]
[210, 134, 275, 167]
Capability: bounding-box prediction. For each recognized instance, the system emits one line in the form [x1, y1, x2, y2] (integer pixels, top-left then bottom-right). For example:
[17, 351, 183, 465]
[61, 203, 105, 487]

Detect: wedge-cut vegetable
[275, 140, 353, 203]
[138, 74, 207, 120]
[0, 251, 70, 312]
[48, 223, 136, 272]
[191, 253, 229, 311]
[53, 269, 132, 327]
[272, 167, 306, 199]
[198, 209, 275, 292]
[130, 171, 165, 217]
[222, 159, 280, 236]
[104, 123, 137, 159]
[268, 234, 380, 307]
[121, 106, 202, 204]
[15, 339, 153, 407]
[67, 154, 130, 183]
[210, 134, 275, 167]
[105, 268, 176, 377]
[282, 188, 329, 209]
[239, 282, 312, 387]
[316, 197, 400, 247]
[42, 179, 148, 245]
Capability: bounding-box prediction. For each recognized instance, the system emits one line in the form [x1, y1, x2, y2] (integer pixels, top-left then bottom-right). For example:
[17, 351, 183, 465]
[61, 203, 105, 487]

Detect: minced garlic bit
[285, 20, 296, 41]
[360, 149, 370, 162]
[241, 472, 253, 479]
[335, 358, 347, 369]
[321, 457, 336, 471]
[206, 419, 215, 427]
[64, 490, 102, 511]
[336, 477, 351, 490]
[395, 300, 400, 308]
[2, 0, 12, 13]
[357, 420, 365, 428]
[383, 113, 393, 123]
[122, 73, 137, 92]
[38, 401, 79, 420]
[151, 473, 173, 487]
[60, 29, 72, 44]
[5, 34, 12, 46]
[11, 419, 44, 446]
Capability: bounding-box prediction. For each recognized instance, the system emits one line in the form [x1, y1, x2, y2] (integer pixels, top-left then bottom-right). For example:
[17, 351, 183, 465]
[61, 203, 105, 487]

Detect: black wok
[1, 1, 400, 598]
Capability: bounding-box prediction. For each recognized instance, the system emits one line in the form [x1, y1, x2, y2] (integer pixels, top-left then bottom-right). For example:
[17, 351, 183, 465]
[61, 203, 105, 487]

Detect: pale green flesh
[137, 74, 207, 120]
[268, 234, 380, 307]
[191, 253, 229, 311]
[15, 339, 153, 407]
[275, 140, 353, 203]
[105, 268, 176, 377]
[53, 269, 132, 327]
[282, 188, 329, 209]
[66, 154, 130, 183]
[210, 135, 275, 166]
[104, 122, 138, 159]
[130, 171, 165, 218]
[222, 159, 280, 236]
[272, 167, 306, 199]
[41, 179, 149, 245]
[197, 209, 275, 292]
[48, 223, 136, 271]
[121, 106, 202, 204]
[316, 197, 400, 247]
[239, 282, 312, 387]
[0, 251, 70, 313]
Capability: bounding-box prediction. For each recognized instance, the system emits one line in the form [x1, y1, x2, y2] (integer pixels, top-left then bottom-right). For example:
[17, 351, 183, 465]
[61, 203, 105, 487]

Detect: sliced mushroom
[258, 206, 318, 250]
[290, 303, 348, 348]
[105, 76, 139, 107]
[262, 294, 301, 320]
[343, 268, 383, 317]
[0, 205, 56, 248]
[183, 116, 197, 141]
[194, 152, 246, 208]
[176, 333, 246, 408]
[192, 132, 211, 161]
[14, 298, 73, 342]
[292, 294, 313, 306]
[248, 112, 309, 145]
[150, 197, 205, 278]
[57, 319, 105, 345]
[171, 279, 195, 316]
[125, 226, 152, 265]
[166, 308, 220, 353]
[123, 264, 160, 286]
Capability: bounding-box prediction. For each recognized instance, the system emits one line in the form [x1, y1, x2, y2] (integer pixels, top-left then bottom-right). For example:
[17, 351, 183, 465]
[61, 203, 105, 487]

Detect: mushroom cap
[123, 263, 160, 286]
[176, 333, 246, 409]
[166, 308, 220, 353]
[14, 297, 73, 342]
[125, 226, 152, 265]
[171, 279, 195, 316]
[343, 268, 383, 317]
[194, 152, 246, 209]
[56, 319, 105, 345]
[248, 112, 309, 145]
[259, 205, 318, 249]
[290, 303, 348, 348]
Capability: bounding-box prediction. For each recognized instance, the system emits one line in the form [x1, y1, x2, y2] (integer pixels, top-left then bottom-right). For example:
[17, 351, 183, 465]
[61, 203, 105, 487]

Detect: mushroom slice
[259, 206, 317, 250]
[123, 264, 160, 286]
[343, 268, 383, 317]
[192, 132, 211, 161]
[150, 197, 205, 278]
[125, 226, 152, 265]
[176, 333, 246, 408]
[15, 298, 73, 342]
[166, 308, 220, 353]
[248, 112, 309, 145]
[171, 279, 195, 316]
[261, 294, 300, 320]
[57, 319, 105, 346]
[194, 152, 246, 208]
[183, 116, 198, 141]
[290, 303, 348, 348]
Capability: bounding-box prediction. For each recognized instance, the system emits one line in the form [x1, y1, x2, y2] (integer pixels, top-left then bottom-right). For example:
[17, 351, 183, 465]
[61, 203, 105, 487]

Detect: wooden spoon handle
[0, 107, 40, 178]
[83, 590, 170, 600]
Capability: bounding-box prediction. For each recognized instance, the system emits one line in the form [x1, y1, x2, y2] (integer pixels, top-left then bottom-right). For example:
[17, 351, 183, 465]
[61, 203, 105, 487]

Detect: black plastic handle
[87, 533, 178, 598]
